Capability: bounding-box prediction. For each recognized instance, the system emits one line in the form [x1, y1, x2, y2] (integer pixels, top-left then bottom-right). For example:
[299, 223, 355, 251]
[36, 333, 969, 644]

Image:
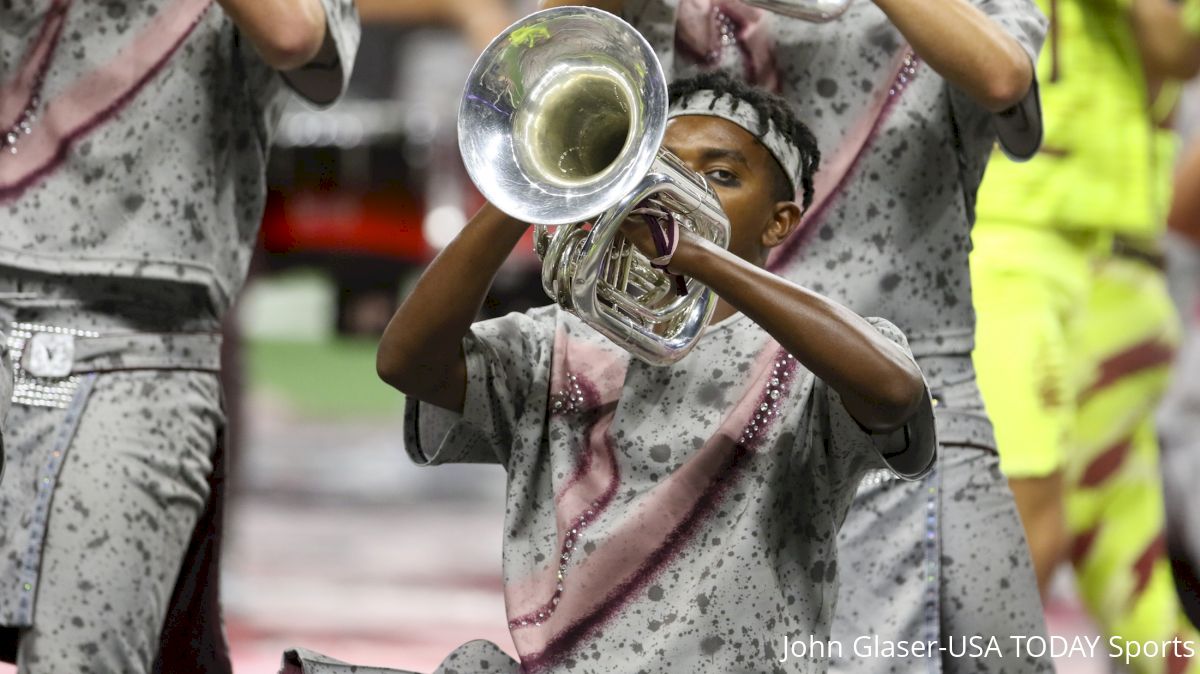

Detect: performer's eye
[706, 168, 739, 186]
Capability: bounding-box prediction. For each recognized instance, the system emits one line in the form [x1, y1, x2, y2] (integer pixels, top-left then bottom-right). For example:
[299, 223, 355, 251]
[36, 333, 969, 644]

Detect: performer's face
[663, 116, 802, 267]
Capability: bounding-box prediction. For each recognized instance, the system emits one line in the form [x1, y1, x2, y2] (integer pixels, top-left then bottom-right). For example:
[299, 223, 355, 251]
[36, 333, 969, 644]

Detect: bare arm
[357, 0, 514, 52]
[667, 235, 925, 432]
[1170, 136, 1200, 245]
[537, 0, 626, 13]
[1133, 0, 1200, 81]
[542, 0, 1030, 112]
[216, 0, 329, 71]
[376, 204, 528, 412]
[871, 0, 1035, 112]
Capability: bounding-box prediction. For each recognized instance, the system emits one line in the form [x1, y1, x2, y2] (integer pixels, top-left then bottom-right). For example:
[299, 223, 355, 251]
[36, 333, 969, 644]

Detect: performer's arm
[216, 0, 331, 71]
[1170, 136, 1200, 245]
[1132, 0, 1200, 81]
[377, 204, 528, 413]
[357, 0, 513, 52]
[870, 0, 1034, 112]
[537, 0, 626, 14]
[665, 235, 924, 433]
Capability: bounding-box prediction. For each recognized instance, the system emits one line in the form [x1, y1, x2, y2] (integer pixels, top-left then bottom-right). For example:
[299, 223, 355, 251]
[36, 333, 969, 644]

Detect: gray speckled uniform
[0, 0, 359, 315]
[621, 1, 1053, 672]
[286, 307, 936, 674]
[0, 276, 225, 673]
[0, 1, 359, 671]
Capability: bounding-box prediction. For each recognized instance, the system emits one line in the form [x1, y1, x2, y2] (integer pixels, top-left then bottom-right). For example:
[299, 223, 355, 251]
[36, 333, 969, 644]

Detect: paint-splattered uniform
[0, 1, 358, 671]
[619, 1, 1052, 672]
[285, 307, 936, 673]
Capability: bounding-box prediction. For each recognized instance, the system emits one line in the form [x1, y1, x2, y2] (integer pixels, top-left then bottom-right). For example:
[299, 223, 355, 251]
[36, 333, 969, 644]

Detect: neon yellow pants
[973, 223, 1196, 674]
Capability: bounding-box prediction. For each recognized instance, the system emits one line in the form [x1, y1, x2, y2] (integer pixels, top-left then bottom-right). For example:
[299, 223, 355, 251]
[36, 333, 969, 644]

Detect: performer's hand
[615, 217, 663, 263]
[615, 208, 703, 275]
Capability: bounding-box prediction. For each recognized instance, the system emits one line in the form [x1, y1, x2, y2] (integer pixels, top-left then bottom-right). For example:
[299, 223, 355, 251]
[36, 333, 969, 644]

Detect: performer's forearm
[357, 0, 512, 52]
[537, 0, 626, 14]
[1170, 138, 1200, 245]
[871, 0, 1033, 112]
[671, 238, 924, 432]
[1132, 0, 1200, 81]
[216, 0, 329, 71]
[377, 203, 528, 412]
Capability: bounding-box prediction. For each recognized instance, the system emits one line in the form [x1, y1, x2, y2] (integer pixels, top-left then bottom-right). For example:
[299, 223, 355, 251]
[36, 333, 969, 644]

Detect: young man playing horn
[284, 71, 938, 674]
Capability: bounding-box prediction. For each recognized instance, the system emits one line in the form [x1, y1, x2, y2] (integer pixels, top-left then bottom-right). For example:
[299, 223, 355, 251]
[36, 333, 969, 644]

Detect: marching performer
[973, 0, 1200, 669]
[284, 62, 937, 673]
[545, 0, 1053, 671]
[0, 1, 359, 671]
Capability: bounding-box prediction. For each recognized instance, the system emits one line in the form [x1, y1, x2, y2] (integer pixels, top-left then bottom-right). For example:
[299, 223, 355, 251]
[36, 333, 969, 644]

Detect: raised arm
[216, 0, 330, 71]
[871, 0, 1035, 112]
[1132, 0, 1200, 81]
[376, 204, 528, 412]
[357, 0, 514, 53]
[668, 235, 925, 433]
[537, 0, 627, 13]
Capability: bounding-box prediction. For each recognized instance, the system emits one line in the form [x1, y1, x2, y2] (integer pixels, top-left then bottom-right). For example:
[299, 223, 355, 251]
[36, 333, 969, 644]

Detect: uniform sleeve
[281, 0, 361, 106]
[970, 0, 1048, 160]
[811, 318, 937, 489]
[235, 0, 360, 110]
[402, 309, 555, 468]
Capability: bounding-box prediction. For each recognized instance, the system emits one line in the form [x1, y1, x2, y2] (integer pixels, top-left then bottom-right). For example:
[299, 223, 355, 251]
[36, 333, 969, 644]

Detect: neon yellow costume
[972, 0, 1198, 671]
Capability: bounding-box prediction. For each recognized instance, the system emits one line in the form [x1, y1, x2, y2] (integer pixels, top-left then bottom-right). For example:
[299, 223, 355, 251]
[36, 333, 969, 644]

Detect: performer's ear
[761, 201, 804, 249]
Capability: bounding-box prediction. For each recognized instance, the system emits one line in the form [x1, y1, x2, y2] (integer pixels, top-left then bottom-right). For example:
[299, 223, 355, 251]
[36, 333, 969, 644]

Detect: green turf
[246, 338, 405, 419]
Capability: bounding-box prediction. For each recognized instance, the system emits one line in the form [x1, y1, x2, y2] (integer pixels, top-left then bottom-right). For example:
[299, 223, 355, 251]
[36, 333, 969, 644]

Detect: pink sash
[0, 0, 214, 201]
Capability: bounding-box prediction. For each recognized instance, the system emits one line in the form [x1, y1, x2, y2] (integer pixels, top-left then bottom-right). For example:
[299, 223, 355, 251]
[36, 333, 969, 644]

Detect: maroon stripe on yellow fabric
[1070, 526, 1100, 567]
[1168, 634, 1192, 674]
[1131, 533, 1167, 603]
[1079, 438, 1133, 489]
[1079, 340, 1176, 404]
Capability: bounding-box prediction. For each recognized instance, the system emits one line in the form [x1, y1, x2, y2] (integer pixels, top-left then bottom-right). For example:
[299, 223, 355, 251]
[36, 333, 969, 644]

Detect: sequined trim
[550, 374, 585, 415]
[509, 500, 602, 629]
[7, 322, 100, 409]
[511, 353, 799, 630]
[740, 351, 800, 448]
[858, 468, 897, 490]
[13, 372, 96, 623]
[921, 464, 941, 674]
[711, 9, 738, 62]
[888, 52, 920, 98]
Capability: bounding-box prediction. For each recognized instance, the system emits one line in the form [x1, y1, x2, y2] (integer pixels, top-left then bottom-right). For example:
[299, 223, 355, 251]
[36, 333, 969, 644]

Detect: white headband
[667, 90, 805, 197]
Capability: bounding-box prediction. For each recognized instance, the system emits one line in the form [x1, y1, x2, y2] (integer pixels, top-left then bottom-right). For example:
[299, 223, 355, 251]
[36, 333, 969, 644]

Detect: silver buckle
[7, 322, 98, 409]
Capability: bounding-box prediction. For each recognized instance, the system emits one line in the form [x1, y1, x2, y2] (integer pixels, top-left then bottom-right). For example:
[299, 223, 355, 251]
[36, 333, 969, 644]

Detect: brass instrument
[458, 6, 731, 365]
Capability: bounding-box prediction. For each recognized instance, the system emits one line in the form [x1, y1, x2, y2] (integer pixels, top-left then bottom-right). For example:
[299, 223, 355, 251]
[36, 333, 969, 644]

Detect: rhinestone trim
[508, 500, 601, 629]
[888, 52, 920, 98]
[739, 352, 798, 448]
[8, 322, 100, 409]
[715, 9, 737, 56]
[1, 98, 39, 157]
[550, 373, 585, 415]
[509, 352, 800, 630]
[858, 468, 898, 490]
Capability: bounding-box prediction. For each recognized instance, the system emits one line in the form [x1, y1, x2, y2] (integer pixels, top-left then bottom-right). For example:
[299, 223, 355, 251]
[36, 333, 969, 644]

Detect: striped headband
[667, 89, 805, 197]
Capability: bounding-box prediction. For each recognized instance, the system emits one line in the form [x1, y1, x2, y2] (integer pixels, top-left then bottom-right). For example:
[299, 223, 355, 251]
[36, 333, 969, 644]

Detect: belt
[6, 321, 221, 409]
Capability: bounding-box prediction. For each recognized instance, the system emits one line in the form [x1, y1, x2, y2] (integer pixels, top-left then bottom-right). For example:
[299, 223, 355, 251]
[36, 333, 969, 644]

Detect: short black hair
[668, 71, 820, 209]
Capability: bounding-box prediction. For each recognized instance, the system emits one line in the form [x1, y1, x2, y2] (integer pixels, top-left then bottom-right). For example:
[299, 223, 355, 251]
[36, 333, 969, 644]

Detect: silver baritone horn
[458, 6, 731, 365]
[742, 0, 853, 22]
